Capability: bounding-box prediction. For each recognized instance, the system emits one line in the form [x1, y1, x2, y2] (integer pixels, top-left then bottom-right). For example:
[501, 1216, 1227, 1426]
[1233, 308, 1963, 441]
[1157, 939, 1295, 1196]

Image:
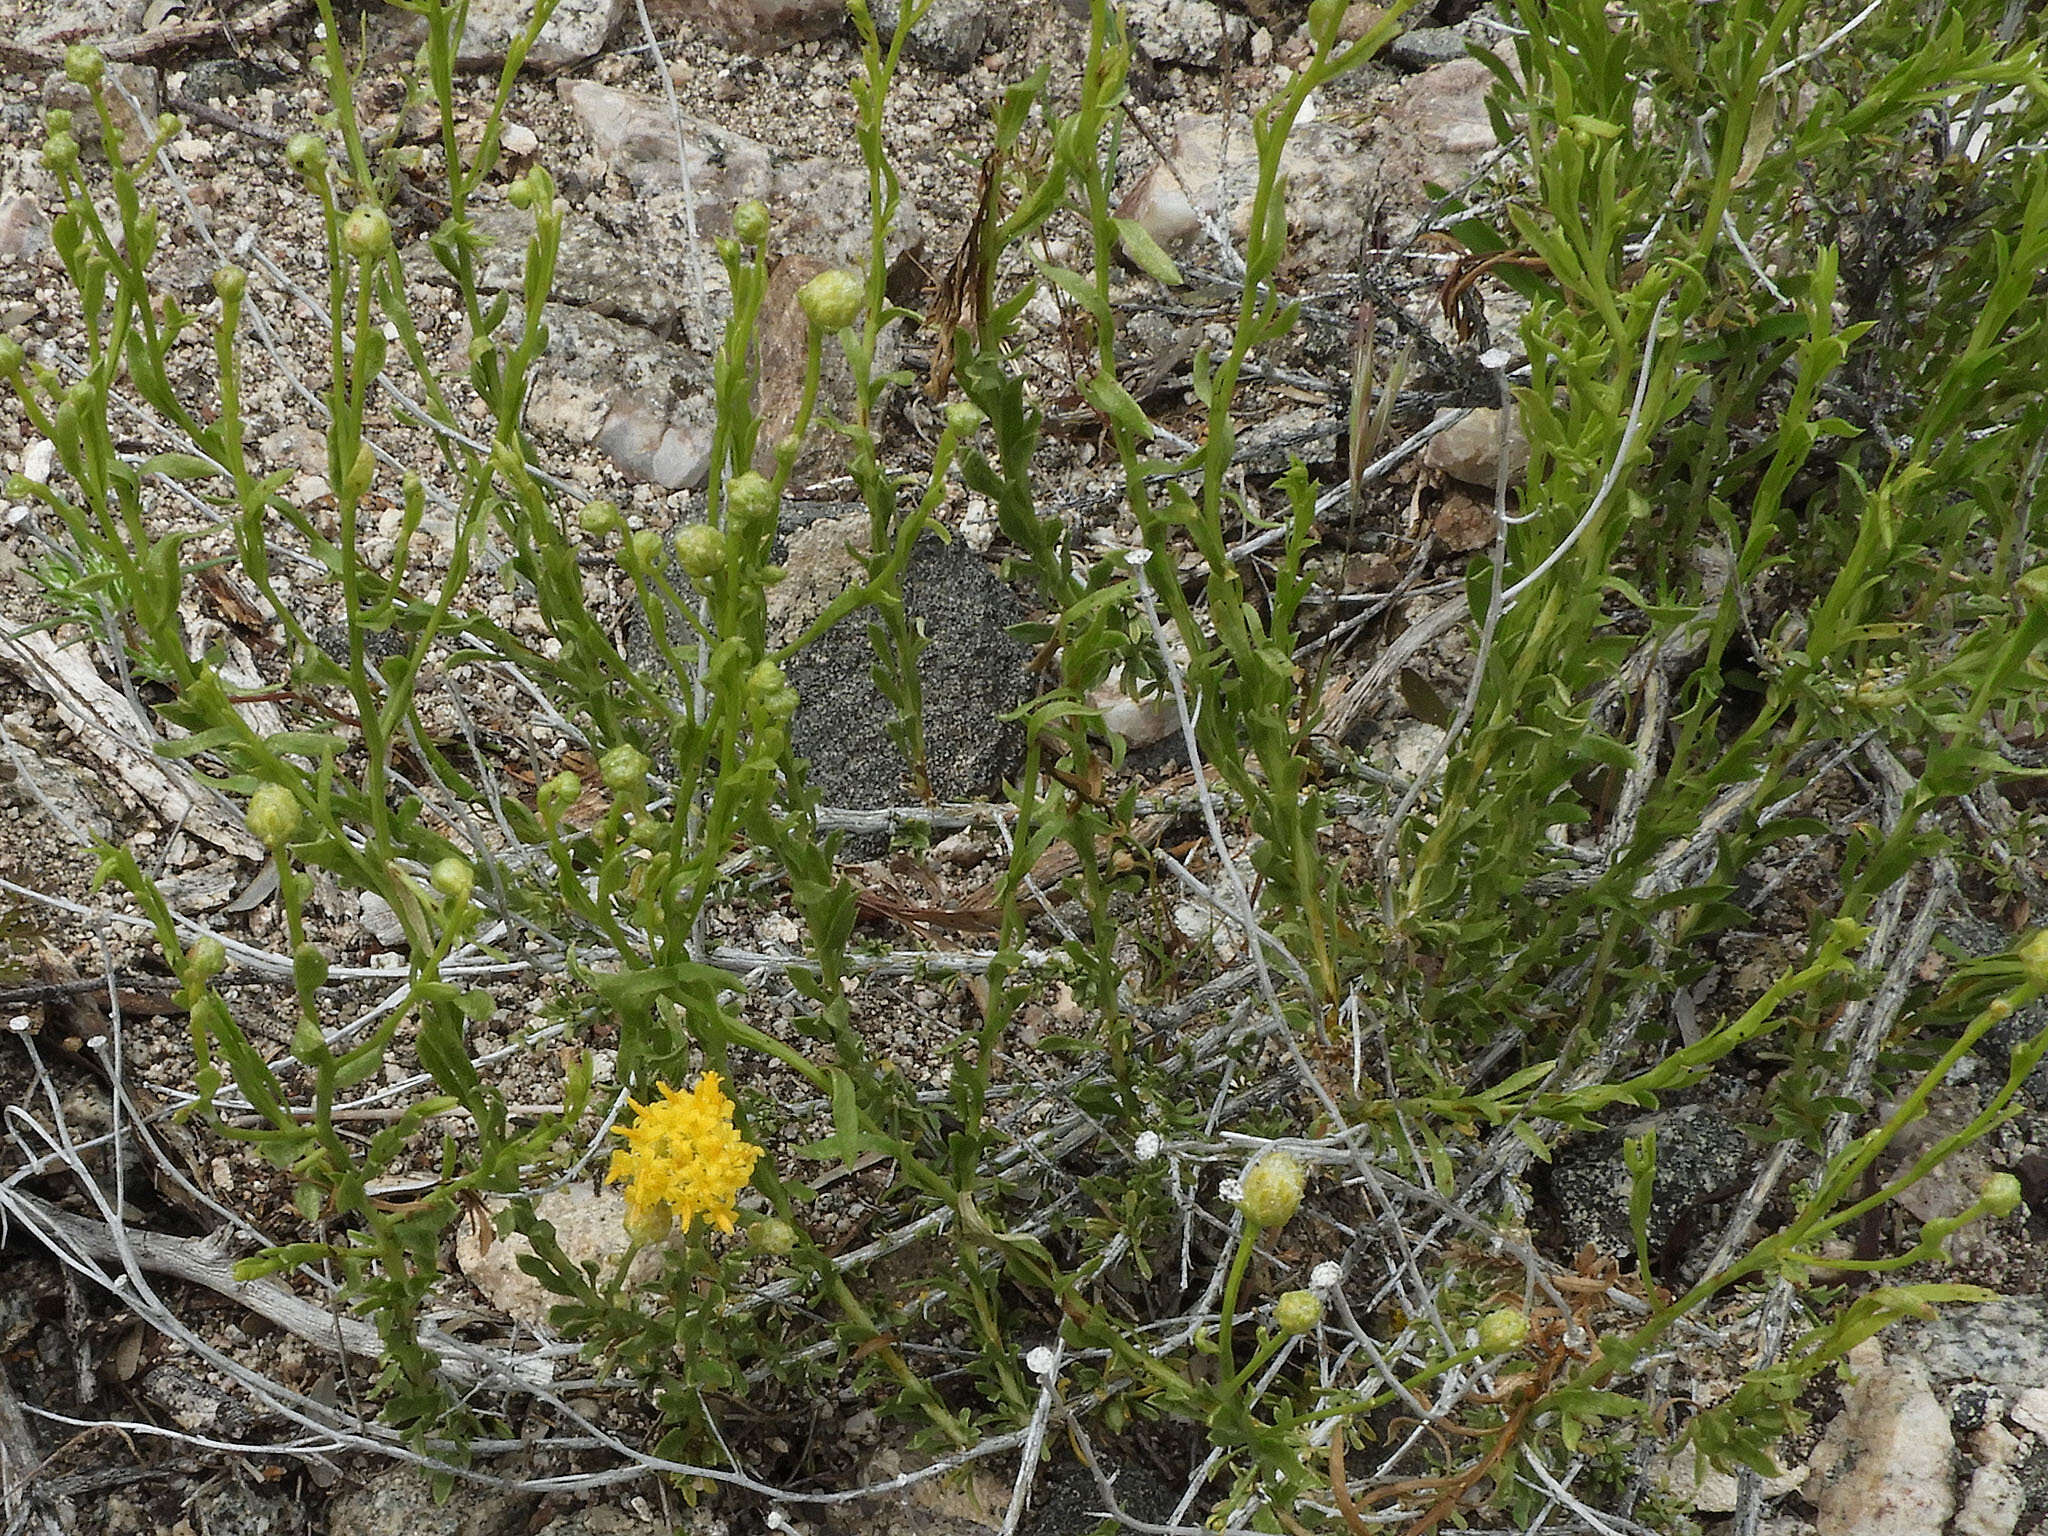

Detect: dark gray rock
[1545, 1104, 1753, 1271]
[869, 0, 989, 73]
[1389, 27, 1473, 69]
[180, 57, 267, 102]
[782, 529, 1031, 839]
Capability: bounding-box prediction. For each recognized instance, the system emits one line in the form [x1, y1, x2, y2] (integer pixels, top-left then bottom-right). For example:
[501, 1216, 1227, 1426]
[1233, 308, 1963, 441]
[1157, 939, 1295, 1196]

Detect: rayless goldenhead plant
[4, 0, 2048, 1526]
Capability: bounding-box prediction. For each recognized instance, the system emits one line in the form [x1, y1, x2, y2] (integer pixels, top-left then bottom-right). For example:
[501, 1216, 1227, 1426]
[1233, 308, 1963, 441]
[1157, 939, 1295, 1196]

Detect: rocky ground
[2, 0, 2048, 1533]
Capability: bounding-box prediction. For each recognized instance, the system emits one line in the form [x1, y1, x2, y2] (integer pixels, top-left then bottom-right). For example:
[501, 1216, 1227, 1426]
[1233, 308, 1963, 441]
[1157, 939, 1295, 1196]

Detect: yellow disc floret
[606, 1073, 764, 1237]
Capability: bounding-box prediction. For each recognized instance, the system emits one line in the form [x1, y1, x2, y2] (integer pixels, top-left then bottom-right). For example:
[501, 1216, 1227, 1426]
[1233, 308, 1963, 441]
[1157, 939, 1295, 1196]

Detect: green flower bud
[724, 471, 775, 532]
[599, 743, 650, 794]
[1981, 1172, 2024, 1219]
[41, 132, 80, 176]
[627, 529, 663, 571]
[245, 783, 301, 850]
[341, 204, 392, 260]
[156, 112, 181, 141]
[45, 109, 72, 137]
[746, 658, 787, 699]
[1477, 1306, 1529, 1354]
[507, 174, 535, 210]
[540, 769, 584, 810]
[578, 498, 620, 536]
[184, 933, 227, 983]
[292, 942, 329, 995]
[750, 1216, 800, 1255]
[429, 856, 474, 906]
[64, 44, 104, 87]
[732, 199, 770, 246]
[2020, 930, 2048, 989]
[674, 522, 727, 581]
[284, 132, 329, 177]
[212, 265, 247, 303]
[1238, 1149, 1307, 1230]
[945, 401, 987, 436]
[798, 268, 863, 332]
[1273, 1289, 1323, 1335]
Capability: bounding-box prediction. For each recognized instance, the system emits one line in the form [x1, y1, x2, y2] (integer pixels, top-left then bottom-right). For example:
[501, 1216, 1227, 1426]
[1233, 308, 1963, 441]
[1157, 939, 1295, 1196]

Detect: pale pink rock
[1806, 1345, 1956, 1536]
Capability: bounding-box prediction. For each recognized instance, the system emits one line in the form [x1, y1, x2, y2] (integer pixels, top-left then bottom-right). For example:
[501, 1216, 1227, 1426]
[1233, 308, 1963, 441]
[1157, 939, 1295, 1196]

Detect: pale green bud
[674, 522, 727, 581]
[725, 471, 775, 531]
[41, 132, 80, 176]
[1477, 1306, 1529, 1354]
[626, 529, 663, 571]
[539, 769, 583, 814]
[732, 199, 770, 246]
[1238, 1149, 1307, 1230]
[212, 265, 247, 303]
[1273, 1290, 1322, 1335]
[750, 1216, 799, 1255]
[64, 44, 104, 87]
[945, 401, 987, 436]
[2020, 931, 2048, 989]
[599, 743, 650, 794]
[246, 783, 301, 850]
[184, 933, 227, 983]
[798, 268, 863, 332]
[284, 132, 328, 176]
[341, 204, 391, 260]
[578, 498, 620, 535]
[1981, 1172, 2024, 1219]
[429, 856, 474, 906]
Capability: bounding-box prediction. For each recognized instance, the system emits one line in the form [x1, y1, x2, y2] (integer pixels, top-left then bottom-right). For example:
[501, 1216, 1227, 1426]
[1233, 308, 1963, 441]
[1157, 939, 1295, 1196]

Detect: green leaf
[1112, 217, 1183, 287]
[1083, 371, 1154, 440]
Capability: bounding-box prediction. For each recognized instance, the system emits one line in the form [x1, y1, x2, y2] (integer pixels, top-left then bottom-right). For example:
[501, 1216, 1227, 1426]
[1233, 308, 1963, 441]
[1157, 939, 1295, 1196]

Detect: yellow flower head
[606, 1072, 763, 1237]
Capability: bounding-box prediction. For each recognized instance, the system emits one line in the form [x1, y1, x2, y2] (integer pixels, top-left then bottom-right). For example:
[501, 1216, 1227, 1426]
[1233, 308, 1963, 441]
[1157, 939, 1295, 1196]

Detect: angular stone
[1372, 56, 1505, 213]
[1422, 406, 1529, 489]
[457, 0, 623, 69]
[1388, 25, 1471, 69]
[455, 1185, 662, 1333]
[519, 302, 718, 490]
[42, 63, 160, 164]
[869, 0, 988, 73]
[689, 0, 842, 53]
[780, 521, 1032, 830]
[1120, 0, 1248, 68]
[414, 205, 690, 332]
[1807, 1345, 1955, 1536]
[1546, 1105, 1753, 1272]
[559, 80, 921, 271]
[1118, 111, 1373, 280]
[0, 195, 50, 262]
